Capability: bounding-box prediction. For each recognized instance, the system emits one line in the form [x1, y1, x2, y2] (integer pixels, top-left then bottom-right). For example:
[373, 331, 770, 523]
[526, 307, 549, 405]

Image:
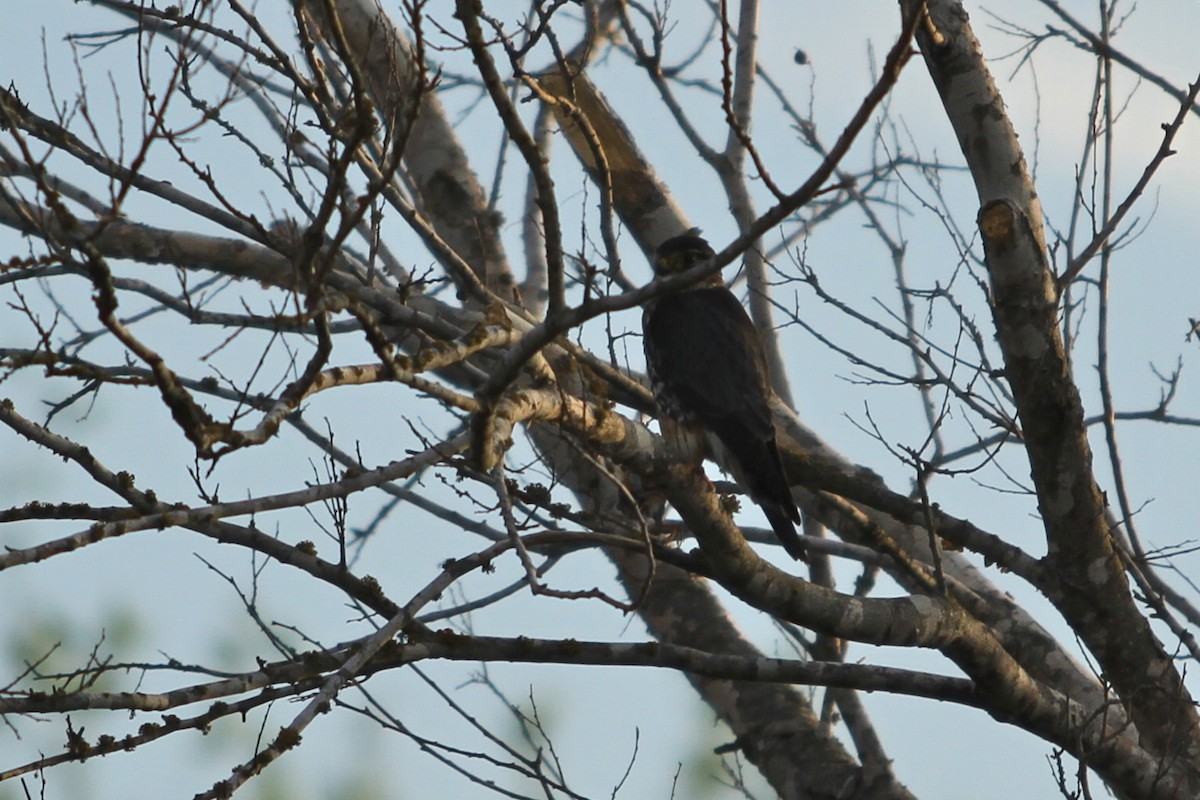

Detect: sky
[2, 2, 1199, 799]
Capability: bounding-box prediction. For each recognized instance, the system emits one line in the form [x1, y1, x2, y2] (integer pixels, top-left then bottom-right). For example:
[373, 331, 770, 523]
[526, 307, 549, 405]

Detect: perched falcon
[642, 234, 807, 561]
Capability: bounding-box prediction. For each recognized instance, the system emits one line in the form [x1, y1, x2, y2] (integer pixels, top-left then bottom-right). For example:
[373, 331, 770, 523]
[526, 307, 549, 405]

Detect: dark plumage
[642, 234, 806, 561]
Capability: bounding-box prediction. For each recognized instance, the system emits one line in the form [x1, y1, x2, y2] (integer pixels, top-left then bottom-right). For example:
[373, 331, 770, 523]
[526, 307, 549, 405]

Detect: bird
[641, 233, 807, 562]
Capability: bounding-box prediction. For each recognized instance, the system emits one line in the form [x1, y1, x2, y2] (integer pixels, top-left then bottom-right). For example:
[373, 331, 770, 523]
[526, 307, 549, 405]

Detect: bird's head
[652, 234, 716, 278]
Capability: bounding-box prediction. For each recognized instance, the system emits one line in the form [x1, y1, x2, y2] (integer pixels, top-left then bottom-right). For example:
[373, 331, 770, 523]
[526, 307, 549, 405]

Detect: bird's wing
[643, 287, 776, 441]
[644, 287, 801, 534]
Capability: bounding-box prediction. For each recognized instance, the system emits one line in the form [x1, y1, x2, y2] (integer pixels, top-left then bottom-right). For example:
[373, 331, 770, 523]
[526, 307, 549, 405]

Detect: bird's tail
[763, 502, 808, 562]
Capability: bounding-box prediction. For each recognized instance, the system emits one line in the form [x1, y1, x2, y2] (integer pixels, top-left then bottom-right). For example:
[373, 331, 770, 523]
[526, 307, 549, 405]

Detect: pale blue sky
[2, 2, 1198, 799]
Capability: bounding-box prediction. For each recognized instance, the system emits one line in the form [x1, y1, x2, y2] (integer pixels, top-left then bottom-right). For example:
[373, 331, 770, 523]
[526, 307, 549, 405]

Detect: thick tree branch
[907, 0, 1200, 772]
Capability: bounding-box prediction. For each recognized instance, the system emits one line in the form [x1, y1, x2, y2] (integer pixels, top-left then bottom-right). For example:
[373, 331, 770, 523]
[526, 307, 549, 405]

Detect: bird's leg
[658, 417, 711, 465]
[630, 418, 713, 546]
